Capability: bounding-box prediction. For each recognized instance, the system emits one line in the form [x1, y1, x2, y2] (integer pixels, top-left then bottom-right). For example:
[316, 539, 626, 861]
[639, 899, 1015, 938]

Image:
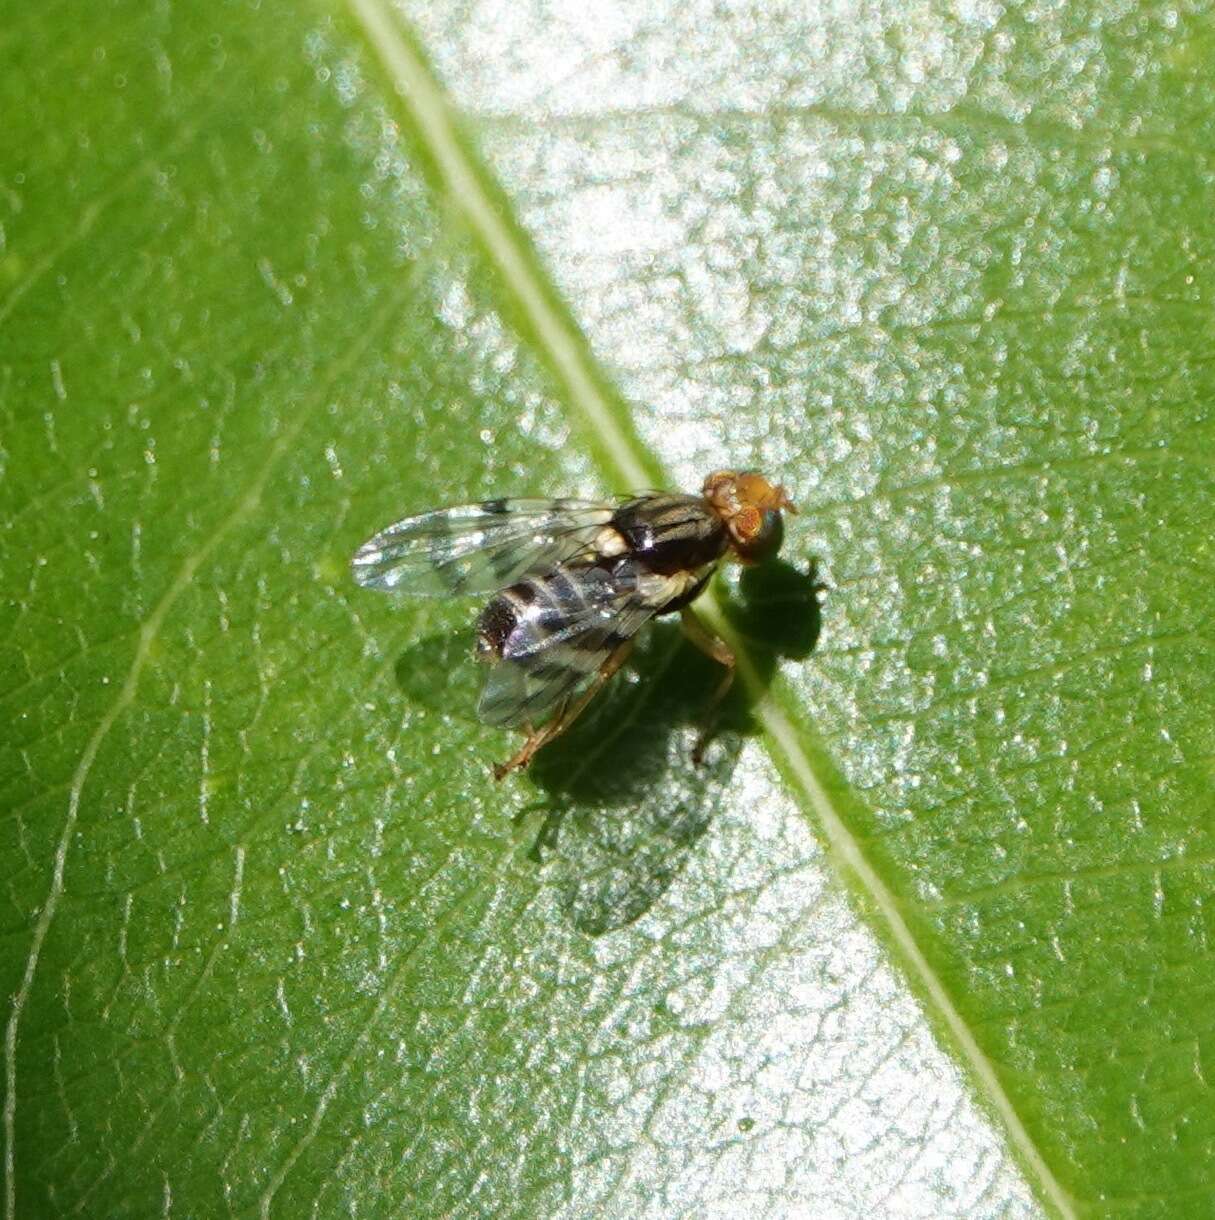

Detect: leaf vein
[1, 276, 410, 1220]
[343, 3, 1082, 1218]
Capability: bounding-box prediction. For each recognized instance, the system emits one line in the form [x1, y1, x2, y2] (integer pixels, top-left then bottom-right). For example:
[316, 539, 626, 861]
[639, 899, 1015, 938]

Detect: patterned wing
[477, 560, 659, 727]
[351, 498, 613, 596]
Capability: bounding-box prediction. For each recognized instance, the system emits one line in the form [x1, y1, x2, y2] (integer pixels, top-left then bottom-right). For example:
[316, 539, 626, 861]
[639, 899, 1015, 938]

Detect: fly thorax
[610, 495, 727, 575]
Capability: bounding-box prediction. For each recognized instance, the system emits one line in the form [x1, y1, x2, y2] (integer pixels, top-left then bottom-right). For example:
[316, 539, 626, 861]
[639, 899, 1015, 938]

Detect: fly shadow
[394, 559, 823, 935]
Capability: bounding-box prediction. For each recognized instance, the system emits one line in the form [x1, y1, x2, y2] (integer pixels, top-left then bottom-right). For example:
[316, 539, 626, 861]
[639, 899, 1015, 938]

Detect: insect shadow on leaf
[517, 558, 824, 934]
[390, 561, 822, 934]
[393, 626, 484, 718]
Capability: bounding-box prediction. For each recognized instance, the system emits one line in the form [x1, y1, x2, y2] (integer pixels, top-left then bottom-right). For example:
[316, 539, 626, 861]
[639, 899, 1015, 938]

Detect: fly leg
[680, 609, 736, 765]
[493, 640, 635, 780]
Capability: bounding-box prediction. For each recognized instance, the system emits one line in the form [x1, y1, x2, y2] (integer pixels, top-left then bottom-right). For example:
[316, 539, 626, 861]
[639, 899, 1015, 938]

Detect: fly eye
[738, 508, 783, 562]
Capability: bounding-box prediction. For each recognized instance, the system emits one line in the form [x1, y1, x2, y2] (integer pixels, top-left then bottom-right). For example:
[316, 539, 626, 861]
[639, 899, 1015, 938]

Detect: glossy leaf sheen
[3, 1, 1213, 1217]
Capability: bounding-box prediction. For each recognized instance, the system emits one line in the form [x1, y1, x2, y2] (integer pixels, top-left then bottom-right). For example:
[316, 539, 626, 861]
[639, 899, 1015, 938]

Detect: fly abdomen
[475, 567, 598, 662]
[476, 581, 543, 660]
[610, 494, 727, 576]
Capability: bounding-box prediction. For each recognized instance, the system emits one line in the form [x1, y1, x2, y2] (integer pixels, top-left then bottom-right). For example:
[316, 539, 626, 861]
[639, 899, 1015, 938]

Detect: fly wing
[477, 560, 659, 728]
[351, 498, 613, 596]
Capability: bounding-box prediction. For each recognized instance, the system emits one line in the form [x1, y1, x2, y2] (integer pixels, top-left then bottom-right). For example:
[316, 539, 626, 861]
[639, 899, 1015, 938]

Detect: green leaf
[4, 1, 1212, 1217]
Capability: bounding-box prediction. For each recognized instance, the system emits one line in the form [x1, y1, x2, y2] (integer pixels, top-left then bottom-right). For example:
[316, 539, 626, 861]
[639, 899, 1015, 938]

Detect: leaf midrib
[343, 1, 1078, 1216]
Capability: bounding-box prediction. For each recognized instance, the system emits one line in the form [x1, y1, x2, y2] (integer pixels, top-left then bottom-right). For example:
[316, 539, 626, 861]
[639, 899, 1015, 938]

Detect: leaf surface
[4, 1, 1213, 1217]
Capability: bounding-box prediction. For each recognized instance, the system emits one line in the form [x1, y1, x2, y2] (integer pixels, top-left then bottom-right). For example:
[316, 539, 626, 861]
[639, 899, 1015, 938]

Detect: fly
[351, 470, 797, 778]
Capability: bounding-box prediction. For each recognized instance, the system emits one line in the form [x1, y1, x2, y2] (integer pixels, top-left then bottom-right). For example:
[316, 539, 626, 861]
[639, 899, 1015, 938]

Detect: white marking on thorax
[592, 525, 629, 558]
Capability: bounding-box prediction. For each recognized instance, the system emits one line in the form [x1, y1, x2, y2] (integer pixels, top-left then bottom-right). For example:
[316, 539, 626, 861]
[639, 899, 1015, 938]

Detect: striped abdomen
[476, 563, 630, 664]
[474, 563, 637, 724]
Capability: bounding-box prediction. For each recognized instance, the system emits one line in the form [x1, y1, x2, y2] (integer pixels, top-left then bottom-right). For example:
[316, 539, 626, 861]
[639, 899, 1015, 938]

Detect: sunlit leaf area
[4, 1, 1213, 1216]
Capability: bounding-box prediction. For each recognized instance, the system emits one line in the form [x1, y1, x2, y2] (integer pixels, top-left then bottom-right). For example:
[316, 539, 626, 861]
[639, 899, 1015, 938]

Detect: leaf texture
[3, 1, 1213, 1218]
